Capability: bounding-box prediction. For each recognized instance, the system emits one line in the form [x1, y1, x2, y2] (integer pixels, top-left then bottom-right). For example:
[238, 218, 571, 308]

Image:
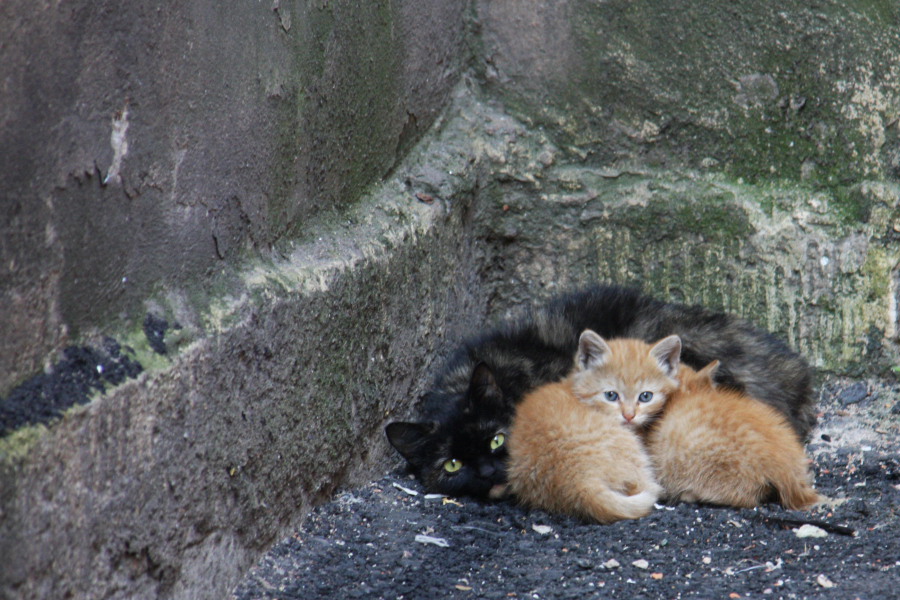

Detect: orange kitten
[505, 330, 663, 523]
[647, 359, 821, 510]
[580, 332, 821, 510]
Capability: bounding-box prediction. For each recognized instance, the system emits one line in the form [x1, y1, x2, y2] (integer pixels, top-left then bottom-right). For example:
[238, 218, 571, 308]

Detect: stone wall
[472, 0, 900, 373]
[475, 0, 900, 184]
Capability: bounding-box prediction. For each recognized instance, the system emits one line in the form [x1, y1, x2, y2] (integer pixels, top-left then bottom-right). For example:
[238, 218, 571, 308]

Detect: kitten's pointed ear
[697, 359, 720, 382]
[467, 362, 503, 404]
[650, 335, 682, 377]
[385, 421, 437, 461]
[576, 329, 612, 371]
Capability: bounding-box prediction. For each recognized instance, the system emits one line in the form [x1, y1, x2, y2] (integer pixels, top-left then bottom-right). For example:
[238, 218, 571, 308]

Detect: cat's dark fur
[385, 284, 815, 498]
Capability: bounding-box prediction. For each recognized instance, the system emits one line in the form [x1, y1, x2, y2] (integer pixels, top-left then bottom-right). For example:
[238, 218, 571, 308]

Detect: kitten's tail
[771, 463, 822, 510]
[580, 480, 662, 524]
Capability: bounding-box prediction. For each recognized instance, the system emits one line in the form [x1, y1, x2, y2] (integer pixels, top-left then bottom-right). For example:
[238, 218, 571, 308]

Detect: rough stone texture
[409, 91, 898, 375]
[470, 0, 900, 374]
[476, 164, 900, 375]
[0, 123, 490, 599]
[0, 0, 466, 396]
[475, 0, 900, 184]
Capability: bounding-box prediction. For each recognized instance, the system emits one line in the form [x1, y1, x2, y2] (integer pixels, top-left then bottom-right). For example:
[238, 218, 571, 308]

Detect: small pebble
[794, 524, 828, 538]
[838, 382, 867, 405]
[576, 558, 593, 570]
[415, 534, 450, 548]
[632, 559, 649, 570]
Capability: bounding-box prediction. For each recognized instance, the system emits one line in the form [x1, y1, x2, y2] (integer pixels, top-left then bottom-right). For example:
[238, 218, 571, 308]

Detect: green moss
[861, 247, 896, 300]
[606, 193, 754, 243]
[832, 185, 876, 224]
[819, 0, 900, 25]
[722, 57, 870, 188]
[0, 425, 47, 466]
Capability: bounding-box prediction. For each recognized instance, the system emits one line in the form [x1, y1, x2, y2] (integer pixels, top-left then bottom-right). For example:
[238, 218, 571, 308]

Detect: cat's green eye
[490, 433, 506, 450]
[638, 391, 654, 403]
[443, 458, 463, 473]
[604, 390, 619, 402]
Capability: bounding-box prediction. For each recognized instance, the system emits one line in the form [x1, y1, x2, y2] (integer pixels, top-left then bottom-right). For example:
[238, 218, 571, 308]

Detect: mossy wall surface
[476, 0, 900, 185]
[412, 90, 898, 375]
[473, 0, 900, 373]
[478, 168, 900, 375]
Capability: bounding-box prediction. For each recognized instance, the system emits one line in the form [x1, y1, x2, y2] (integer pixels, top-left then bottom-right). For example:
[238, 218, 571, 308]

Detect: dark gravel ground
[233, 377, 899, 600]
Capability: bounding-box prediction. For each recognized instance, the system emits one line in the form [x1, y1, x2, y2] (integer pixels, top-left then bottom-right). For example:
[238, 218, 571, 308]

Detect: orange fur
[646, 361, 821, 510]
[507, 379, 662, 523]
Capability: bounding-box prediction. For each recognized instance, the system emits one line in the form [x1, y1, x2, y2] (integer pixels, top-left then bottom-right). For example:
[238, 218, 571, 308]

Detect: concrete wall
[472, 0, 900, 373]
[2, 1, 899, 599]
[0, 179, 489, 599]
[0, 0, 465, 396]
[475, 0, 900, 184]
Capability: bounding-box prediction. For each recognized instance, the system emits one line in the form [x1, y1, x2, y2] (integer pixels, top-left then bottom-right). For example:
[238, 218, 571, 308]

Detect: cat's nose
[623, 413, 634, 423]
[478, 463, 496, 478]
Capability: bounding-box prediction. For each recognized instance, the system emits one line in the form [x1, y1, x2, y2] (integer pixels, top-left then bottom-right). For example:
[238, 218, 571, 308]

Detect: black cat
[385, 284, 815, 499]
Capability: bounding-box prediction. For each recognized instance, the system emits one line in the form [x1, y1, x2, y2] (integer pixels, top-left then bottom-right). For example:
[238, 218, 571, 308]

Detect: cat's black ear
[576, 329, 611, 370]
[650, 335, 682, 377]
[467, 363, 503, 405]
[385, 421, 437, 461]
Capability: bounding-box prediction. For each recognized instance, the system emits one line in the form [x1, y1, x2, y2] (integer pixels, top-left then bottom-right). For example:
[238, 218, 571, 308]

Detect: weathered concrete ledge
[0, 100, 490, 599]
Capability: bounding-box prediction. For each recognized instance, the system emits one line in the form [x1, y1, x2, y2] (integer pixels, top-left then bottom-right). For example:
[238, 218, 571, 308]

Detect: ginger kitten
[505, 330, 664, 524]
[581, 333, 821, 510]
[648, 359, 821, 510]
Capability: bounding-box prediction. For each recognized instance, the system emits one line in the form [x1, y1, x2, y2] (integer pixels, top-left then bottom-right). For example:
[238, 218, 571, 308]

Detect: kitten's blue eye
[604, 391, 619, 402]
[443, 459, 463, 473]
[490, 433, 506, 451]
[638, 391, 654, 403]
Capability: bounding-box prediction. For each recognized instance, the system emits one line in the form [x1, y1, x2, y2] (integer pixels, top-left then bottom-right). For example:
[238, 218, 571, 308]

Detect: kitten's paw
[812, 494, 844, 509]
[488, 483, 511, 500]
